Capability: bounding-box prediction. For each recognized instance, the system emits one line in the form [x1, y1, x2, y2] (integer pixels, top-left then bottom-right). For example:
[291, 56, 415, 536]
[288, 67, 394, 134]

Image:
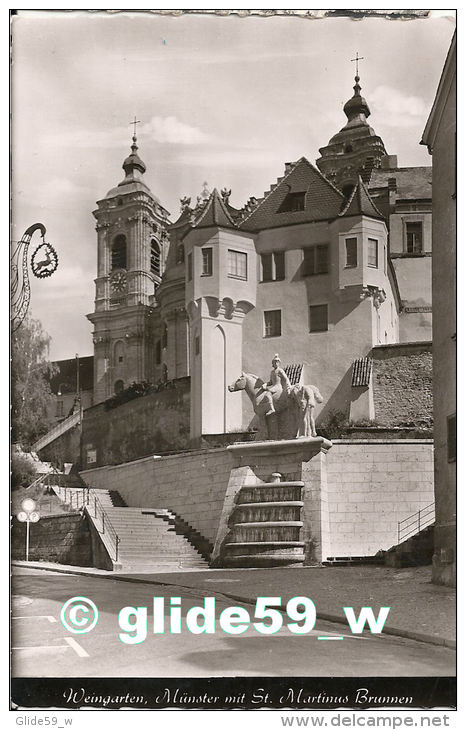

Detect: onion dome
[343, 75, 371, 122]
[104, 133, 157, 200]
[122, 135, 146, 177]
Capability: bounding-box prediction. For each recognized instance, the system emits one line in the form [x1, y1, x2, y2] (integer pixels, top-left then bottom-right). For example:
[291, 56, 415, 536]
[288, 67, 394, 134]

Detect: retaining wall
[327, 440, 434, 556]
[81, 438, 434, 560]
[11, 513, 92, 565]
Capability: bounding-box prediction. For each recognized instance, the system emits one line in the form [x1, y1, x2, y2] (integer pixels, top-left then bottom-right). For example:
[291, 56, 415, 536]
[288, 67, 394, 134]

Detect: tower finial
[130, 116, 141, 140]
[350, 51, 364, 79]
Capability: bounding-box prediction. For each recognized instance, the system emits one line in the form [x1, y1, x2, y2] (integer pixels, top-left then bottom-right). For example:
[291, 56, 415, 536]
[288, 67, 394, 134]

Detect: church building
[83, 71, 432, 444]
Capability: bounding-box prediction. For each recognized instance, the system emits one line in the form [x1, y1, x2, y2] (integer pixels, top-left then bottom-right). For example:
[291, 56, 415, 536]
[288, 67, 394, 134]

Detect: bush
[11, 454, 37, 490]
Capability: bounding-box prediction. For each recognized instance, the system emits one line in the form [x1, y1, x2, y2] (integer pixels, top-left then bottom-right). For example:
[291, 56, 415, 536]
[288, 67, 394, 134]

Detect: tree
[11, 314, 57, 449]
[11, 452, 37, 490]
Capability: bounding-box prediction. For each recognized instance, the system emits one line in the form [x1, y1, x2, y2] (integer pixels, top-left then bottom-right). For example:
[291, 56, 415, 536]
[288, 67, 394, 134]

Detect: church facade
[86, 74, 433, 442]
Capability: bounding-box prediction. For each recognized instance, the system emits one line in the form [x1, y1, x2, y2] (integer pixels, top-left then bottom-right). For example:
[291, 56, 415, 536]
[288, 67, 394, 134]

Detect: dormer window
[277, 191, 305, 213]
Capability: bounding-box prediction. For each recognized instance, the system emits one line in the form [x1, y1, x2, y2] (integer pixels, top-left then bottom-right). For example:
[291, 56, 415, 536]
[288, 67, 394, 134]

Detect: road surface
[11, 566, 455, 678]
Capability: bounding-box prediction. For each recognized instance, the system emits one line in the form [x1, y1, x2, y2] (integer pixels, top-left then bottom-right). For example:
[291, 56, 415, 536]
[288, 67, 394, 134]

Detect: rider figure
[260, 354, 292, 416]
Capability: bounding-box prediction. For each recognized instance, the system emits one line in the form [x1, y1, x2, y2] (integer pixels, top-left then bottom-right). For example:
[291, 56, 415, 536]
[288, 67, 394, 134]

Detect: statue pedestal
[211, 437, 333, 567]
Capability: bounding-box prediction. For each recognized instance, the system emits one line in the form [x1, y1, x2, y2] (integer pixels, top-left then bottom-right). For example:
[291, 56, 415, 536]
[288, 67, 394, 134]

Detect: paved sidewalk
[12, 561, 455, 648]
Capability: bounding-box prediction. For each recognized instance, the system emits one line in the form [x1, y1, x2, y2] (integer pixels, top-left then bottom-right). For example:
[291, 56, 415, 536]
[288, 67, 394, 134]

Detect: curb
[12, 561, 456, 650]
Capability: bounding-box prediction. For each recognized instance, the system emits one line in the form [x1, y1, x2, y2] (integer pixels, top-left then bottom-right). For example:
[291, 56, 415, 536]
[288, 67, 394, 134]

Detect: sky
[11, 9, 456, 361]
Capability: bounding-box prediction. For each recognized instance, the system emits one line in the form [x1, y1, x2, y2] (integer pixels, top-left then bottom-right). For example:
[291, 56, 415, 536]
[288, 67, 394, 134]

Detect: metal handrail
[48, 483, 120, 563]
[397, 502, 435, 544]
[31, 410, 81, 453]
[25, 469, 55, 491]
[84, 490, 120, 562]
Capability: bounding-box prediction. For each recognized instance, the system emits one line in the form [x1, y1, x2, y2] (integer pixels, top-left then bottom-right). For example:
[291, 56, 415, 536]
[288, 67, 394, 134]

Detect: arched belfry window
[150, 239, 161, 277]
[112, 234, 127, 270]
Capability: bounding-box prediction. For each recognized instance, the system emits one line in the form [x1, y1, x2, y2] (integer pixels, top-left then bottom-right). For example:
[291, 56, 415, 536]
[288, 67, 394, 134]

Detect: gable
[239, 158, 344, 232]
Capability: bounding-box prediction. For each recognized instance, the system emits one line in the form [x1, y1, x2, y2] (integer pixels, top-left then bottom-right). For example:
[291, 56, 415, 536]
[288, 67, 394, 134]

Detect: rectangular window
[406, 222, 423, 253]
[345, 237, 357, 268]
[261, 252, 285, 282]
[187, 252, 193, 281]
[368, 238, 378, 268]
[447, 414, 456, 462]
[201, 247, 213, 276]
[303, 245, 329, 276]
[228, 249, 247, 280]
[264, 310, 281, 338]
[309, 304, 328, 333]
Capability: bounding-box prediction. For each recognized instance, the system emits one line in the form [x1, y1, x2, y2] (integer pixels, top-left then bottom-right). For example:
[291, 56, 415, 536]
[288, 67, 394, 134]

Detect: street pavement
[11, 566, 455, 678]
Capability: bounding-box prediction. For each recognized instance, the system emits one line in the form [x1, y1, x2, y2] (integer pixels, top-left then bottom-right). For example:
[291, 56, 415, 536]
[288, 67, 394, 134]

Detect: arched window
[162, 322, 168, 349]
[112, 235, 127, 270]
[176, 244, 185, 264]
[114, 379, 124, 394]
[150, 239, 161, 277]
[114, 340, 125, 365]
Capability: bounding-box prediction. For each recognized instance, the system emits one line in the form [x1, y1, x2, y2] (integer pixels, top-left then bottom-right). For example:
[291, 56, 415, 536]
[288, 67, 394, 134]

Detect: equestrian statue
[228, 354, 323, 439]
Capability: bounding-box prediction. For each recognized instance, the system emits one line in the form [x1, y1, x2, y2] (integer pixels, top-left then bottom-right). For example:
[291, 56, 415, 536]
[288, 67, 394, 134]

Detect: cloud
[140, 116, 210, 145]
[370, 85, 430, 128]
[45, 116, 211, 150]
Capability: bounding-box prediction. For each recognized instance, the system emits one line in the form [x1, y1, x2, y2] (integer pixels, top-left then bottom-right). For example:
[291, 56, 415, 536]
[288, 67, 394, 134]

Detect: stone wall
[11, 513, 92, 565]
[327, 440, 434, 557]
[81, 438, 434, 562]
[38, 423, 82, 469]
[372, 342, 432, 426]
[81, 449, 232, 546]
[81, 377, 190, 469]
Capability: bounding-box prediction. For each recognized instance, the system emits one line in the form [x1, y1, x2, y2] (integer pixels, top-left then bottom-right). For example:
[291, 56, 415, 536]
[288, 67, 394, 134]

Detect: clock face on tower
[110, 269, 127, 294]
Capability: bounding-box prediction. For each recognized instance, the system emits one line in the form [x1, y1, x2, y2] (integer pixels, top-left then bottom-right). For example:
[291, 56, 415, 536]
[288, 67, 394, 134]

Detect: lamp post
[17, 498, 40, 561]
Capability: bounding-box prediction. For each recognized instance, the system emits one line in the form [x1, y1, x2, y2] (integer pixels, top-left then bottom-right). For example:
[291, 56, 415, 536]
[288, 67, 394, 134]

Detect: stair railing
[397, 502, 435, 544]
[84, 490, 120, 562]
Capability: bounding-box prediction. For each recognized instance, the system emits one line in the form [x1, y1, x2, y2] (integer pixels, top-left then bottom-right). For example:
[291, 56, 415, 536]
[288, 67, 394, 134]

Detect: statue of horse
[228, 372, 290, 418]
[289, 384, 323, 438]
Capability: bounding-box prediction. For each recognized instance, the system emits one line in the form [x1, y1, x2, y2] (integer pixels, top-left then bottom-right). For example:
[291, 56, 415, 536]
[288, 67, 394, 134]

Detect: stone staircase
[382, 524, 435, 568]
[52, 486, 209, 572]
[222, 476, 306, 567]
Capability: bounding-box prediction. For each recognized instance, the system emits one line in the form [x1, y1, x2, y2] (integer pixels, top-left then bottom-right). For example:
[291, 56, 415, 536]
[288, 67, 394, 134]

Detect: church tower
[316, 69, 387, 196]
[87, 131, 170, 403]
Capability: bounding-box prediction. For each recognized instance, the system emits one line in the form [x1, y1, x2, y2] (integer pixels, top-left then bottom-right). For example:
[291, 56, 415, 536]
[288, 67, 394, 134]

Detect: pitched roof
[369, 167, 432, 201]
[339, 176, 384, 220]
[194, 188, 236, 230]
[239, 158, 345, 232]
